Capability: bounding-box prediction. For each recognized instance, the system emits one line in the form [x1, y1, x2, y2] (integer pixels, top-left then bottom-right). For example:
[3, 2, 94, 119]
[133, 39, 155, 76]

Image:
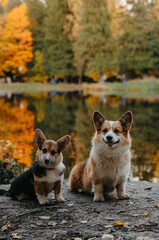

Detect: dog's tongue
[107, 142, 113, 146]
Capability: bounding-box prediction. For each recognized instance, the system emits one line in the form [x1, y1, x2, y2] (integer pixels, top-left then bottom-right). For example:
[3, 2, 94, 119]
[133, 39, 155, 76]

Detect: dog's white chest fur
[38, 162, 65, 183]
[91, 143, 131, 191]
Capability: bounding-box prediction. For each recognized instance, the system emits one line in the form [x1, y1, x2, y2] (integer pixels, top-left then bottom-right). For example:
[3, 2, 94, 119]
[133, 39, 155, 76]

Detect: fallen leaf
[132, 214, 139, 217]
[48, 221, 57, 226]
[114, 221, 126, 226]
[67, 203, 74, 207]
[154, 204, 159, 208]
[39, 216, 50, 220]
[102, 234, 114, 239]
[81, 220, 87, 224]
[111, 196, 118, 202]
[36, 221, 43, 226]
[138, 229, 145, 232]
[141, 212, 150, 216]
[74, 238, 82, 240]
[104, 225, 112, 229]
[60, 220, 68, 224]
[10, 233, 22, 239]
[1, 221, 11, 231]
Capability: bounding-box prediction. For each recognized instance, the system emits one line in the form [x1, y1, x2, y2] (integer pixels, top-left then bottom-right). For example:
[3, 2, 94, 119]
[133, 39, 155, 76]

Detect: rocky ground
[0, 180, 159, 240]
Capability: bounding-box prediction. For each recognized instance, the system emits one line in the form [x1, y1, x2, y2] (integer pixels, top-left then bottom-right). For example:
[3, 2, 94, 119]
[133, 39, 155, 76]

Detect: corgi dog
[69, 111, 133, 202]
[0, 129, 71, 205]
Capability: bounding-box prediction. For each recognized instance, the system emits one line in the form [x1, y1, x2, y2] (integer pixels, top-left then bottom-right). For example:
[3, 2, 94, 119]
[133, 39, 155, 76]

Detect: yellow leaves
[0, 3, 33, 75]
[1, 221, 10, 231]
[10, 233, 22, 239]
[154, 203, 159, 208]
[0, 0, 9, 7]
[141, 212, 150, 216]
[0, 98, 35, 167]
[114, 221, 127, 227]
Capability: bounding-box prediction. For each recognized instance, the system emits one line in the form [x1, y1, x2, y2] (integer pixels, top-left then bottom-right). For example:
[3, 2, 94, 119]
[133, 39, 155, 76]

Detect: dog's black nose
[106, 136, 113, 141]
[45, 159, 50, 164]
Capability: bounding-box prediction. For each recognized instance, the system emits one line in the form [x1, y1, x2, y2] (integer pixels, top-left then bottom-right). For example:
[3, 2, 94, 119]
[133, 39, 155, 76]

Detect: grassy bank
[0, 82, 82, 94]
[83, 78, 159, 92]
[0, 78, 159, 96]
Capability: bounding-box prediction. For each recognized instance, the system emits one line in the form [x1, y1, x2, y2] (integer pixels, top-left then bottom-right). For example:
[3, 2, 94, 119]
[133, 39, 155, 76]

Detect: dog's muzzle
[102, 138, 120, 147]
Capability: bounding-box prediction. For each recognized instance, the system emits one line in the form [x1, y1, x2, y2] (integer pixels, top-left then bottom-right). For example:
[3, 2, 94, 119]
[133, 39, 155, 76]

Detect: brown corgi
[0, 129, 71, 205]
[69, 111, 133, 202]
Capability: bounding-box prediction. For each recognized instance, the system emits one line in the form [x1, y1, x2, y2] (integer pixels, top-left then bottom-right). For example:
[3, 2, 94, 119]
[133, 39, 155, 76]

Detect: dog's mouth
[102, 138, 120, 147]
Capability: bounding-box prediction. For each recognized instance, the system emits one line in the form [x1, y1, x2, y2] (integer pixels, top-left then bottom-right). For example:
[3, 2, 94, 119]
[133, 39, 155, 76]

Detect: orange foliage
[0, 0, 8, 6]
[0, 98, 35, 167]
[2, 3, 33, 75]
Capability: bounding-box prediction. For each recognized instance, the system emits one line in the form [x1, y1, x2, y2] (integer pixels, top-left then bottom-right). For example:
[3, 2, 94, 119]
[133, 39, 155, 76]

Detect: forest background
[0, 0, 159, 84]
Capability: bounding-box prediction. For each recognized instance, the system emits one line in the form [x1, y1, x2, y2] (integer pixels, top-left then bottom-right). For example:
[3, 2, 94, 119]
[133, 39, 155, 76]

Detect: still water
[0, 91, 159, 183]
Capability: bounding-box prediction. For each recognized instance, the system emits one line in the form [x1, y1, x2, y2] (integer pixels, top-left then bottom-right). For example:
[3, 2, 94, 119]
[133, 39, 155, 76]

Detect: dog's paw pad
[118, 193, 130, 199]
[39, 199, 50, 205]
[55, 197, 65, 203]
[93, 195, 104, 202]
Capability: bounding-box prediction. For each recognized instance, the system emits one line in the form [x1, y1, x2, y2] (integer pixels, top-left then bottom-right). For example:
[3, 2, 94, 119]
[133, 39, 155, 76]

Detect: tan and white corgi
[0, 129, 71, 205]
[69, 111, 133, 202]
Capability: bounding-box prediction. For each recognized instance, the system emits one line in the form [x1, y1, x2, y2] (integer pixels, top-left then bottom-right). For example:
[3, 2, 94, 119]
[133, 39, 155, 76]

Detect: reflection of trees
[29, 93, 159, 182]
[0, 97, 35, 167]
[153, 150, 159, 181]
[1, 92, 158, 182]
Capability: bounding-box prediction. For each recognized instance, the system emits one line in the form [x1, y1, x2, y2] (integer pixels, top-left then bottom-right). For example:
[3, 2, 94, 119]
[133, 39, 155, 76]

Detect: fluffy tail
[0, 189, 9, 196]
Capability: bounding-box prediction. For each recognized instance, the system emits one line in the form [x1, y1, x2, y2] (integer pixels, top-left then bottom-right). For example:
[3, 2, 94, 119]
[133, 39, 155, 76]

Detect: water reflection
[0, 91, 159, 183]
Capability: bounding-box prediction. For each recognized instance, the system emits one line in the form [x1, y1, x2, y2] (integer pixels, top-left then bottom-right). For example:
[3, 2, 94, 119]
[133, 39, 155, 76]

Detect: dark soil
[0, 181, 159, 240]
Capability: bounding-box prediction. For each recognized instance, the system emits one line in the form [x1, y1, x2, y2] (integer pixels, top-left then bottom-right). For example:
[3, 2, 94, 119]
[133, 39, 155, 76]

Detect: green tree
[26, 0, 45, 52]
[5, 0, 22, 12]
[74, 0, 117, 82]
[31, 50, 45, 82]
[118, 0, 159, 78]
[42, 0, 75, 81]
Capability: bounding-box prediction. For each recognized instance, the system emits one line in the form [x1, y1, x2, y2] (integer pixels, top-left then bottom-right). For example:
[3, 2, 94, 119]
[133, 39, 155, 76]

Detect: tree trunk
[64, 75, 67, 84]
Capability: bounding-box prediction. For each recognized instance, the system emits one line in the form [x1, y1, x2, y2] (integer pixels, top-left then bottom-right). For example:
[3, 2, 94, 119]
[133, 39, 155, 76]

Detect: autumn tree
[65, 0, 83, 42]
[2, 3, 33, 77]
[0, 15, 6, 76]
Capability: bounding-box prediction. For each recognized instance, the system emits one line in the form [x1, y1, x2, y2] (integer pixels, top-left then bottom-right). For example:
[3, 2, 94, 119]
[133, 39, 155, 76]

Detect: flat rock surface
[0, 181, 159, 240]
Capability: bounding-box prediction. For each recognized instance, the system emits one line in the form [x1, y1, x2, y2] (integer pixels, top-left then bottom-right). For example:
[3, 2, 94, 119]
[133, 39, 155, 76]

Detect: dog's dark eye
[103, 128, 108, 133]
[51, 150, 56, 155]
[114, 129, 119, 134]
[42, 148, 47, 153]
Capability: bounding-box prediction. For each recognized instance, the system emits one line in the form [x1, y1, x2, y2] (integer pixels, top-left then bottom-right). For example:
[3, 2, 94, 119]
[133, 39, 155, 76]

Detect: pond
[0, 91, 159, 183]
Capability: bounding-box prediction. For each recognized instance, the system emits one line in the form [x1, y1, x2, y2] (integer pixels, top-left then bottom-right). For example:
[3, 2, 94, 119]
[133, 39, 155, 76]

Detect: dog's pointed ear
[119, 111, 133, 131]
[35, 129, 46, 149]
[93, 110, 105, 131]
[57, 135, 71, 152]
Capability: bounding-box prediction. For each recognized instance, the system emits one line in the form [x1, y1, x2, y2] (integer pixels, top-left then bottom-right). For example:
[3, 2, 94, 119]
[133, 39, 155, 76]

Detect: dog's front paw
[39, 199, 50, 205]
[93, 194, 104, 202]
[118, 193, 130, 200]
[55, 196, 65, 203]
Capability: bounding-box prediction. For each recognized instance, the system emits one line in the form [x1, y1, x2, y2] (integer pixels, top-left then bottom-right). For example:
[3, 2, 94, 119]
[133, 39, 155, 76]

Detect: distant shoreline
[0, 78, 159, 98]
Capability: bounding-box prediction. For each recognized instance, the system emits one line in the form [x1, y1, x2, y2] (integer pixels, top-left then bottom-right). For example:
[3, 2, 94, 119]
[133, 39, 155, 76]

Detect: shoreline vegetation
[0, 78, 159, 98]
